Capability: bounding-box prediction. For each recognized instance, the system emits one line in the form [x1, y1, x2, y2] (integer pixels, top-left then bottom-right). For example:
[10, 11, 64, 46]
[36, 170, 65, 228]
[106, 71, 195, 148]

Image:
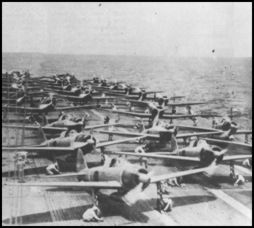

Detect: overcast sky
[2, 2, 252, 57]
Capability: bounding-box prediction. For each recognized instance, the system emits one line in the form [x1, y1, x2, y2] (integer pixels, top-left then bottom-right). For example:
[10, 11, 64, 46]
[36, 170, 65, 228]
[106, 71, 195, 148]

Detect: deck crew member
[46, 161, 60, 175]
[104, 116, 110, 124]
[134, 144, 149, 169]
[233, 173, 245, 186]
[14, 151, 28, 182]
[167, 177, 180, 187]
[82, 205, 104, 222]
[139, 89, 147, 101]
[156, 182, 173, 212]
[213, 116, 238, 132]
[242, 159, 251, 168]
[186, 105, 198, 126]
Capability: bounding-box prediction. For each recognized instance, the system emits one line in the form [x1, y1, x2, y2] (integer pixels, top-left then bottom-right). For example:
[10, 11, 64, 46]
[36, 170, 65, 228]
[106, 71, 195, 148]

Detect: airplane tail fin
[140, 119, 145, 132]
[229, 107, 233, 121]
[214, 148, 228, 164]
[28, 117, 47, 142]
[170, 133, 179, 154]
[228, 122, 238, 136]
[82, 116, 87, 128]
[76, 148, 88, 172]
[42, 114, 48, 125]
[37, 122, 47, 142]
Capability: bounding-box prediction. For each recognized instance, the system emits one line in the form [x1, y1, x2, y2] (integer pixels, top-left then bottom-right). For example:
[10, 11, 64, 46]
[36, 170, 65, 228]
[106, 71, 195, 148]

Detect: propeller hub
[138, 173, 151, 186]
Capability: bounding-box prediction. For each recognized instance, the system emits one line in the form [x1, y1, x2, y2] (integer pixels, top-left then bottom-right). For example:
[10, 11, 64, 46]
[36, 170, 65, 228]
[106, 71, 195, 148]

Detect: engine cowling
[78, 166, 150, 191]
[45, 137, 72, 147]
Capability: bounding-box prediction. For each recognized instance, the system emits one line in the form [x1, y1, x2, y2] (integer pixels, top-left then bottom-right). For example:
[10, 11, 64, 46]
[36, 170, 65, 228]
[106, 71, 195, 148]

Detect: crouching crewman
[82, 205, 104, 222]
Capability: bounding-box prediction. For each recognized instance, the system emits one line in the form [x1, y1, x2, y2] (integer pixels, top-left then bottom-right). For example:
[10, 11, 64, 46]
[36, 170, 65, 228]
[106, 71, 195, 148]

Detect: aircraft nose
[138, 173, 151, 191]
[138, 173, 150, 184]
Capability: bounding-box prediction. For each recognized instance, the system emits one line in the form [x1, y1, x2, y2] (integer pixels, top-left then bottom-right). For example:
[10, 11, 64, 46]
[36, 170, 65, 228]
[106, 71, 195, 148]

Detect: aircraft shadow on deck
[2, 192, 150, 225]
[2, 204, 91, 225]
[171, 195, 216, 208]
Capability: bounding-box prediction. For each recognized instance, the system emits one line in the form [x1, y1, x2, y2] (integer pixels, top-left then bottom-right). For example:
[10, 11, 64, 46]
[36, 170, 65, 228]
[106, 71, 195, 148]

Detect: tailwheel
[229, 161, 236, 180]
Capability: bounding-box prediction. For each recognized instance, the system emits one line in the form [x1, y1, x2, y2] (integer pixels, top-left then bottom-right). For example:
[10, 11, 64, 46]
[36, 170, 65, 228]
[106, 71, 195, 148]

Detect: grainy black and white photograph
[2, 2, 252, 226]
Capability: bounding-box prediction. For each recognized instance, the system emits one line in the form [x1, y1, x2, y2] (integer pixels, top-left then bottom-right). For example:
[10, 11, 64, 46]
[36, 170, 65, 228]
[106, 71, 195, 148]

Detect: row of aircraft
[2, 71, 252, 222]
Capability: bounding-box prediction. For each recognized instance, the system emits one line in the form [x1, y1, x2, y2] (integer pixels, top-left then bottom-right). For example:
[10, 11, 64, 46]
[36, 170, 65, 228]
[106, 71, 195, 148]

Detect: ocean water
[2, 53, 252, 129]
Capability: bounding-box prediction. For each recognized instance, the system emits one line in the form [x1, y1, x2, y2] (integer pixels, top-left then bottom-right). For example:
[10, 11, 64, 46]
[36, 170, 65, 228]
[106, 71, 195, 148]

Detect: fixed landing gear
[108, 133, 113, 141]
[229, 161, 236, 180]
[193, 119, 198, 127]
[100, 146, 105, 154]
[156, 182, 173, 213]
[138, 157, 148, 169]
[229, 161, 246, 186]
[91, 189, 99, 207]
[244, 134, 249, 144]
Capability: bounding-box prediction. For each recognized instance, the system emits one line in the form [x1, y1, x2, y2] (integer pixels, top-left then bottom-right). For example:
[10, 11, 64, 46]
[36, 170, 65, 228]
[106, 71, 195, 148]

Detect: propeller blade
[121, 183, 144, 206]
[204, 160, 218, 176]
[121, 169, 153, 206]
[141, 170, 153, 191]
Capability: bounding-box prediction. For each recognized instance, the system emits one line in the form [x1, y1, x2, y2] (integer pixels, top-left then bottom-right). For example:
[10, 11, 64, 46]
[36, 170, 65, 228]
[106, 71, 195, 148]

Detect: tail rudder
[228, 122, 238, 136]
[82, 116, 87, 128]
[31, 118, 47, 142]
[76, 148, 88, 172]
[170, 132, 179, 154]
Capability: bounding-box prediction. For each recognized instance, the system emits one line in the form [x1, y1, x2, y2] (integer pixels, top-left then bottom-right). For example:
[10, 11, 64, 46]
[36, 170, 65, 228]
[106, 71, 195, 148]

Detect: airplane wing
[124, 100, 206, 108]
[92, 85, 111, 91]
[96, 136, 147, 148]
[104, 91, 126, 97]
[54, 104, 99, 111]
[234, 130, 252, 135]
[2, 146, 79, 153]
[95, 130, 159, 139]
[105, 151, 200, 163]
[2, 98, 19, 103]
[2, 142, 88, 153]
[53, 94, 78, 100]
[26, 91, 48, 97]
[167, 101, 207, 107]
[92, 96, 119, 101]
[202, 137, 252, 149]
[2, 116, 59, 124]
[176, 131, 223, 139]
[84, 123, 121, 130]
[222, 155, 252, 162]
[126, 100, 148, 106]
[2, 124, 67, 133]
[96, 130, 222, 140]
[112, 110, 151, 118]
[2, 136, 145, 153]
[173, 124, 222, 132]
[161, 113, 221, 119]
[144, 91, 164, 95]
[3, 181, 121, 189]
[151, 165, 214, 183]
[2, 106, 44, 113]
[169, 96, 186, 100]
